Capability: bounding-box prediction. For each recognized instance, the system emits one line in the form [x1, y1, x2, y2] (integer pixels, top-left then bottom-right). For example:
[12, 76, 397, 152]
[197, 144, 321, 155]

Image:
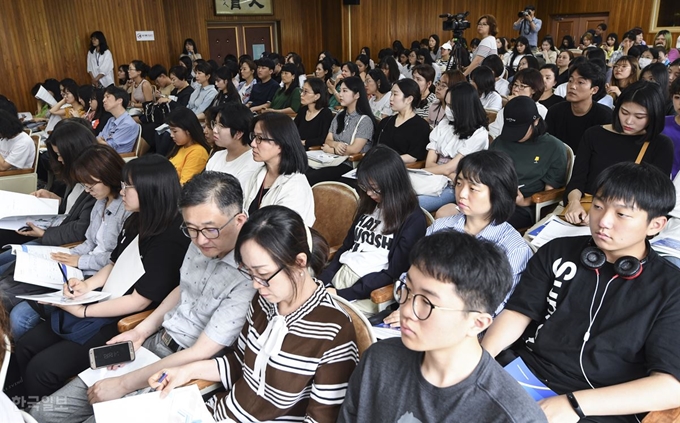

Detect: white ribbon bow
[253, 315, 289, 397]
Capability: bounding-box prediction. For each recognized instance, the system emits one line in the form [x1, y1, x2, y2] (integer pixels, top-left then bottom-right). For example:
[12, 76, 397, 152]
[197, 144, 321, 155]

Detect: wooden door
[550, 14, 609, 46]
[207, 27, 240, 64]
[553, 18, 577, 46]
[243, 25, 274, 59]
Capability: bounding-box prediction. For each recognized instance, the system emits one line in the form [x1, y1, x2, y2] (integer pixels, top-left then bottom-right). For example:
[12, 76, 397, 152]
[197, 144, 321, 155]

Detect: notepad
[504, 357, 557, 401]
[530, 216, 591, 248]
[16, 290, 110, 306]
[79, 347, 161, 387]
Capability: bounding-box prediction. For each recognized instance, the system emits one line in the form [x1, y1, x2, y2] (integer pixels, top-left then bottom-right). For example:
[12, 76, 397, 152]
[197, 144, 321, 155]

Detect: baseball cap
[256, 58, 276, 70]
[500, 96, 539, 141]
[441, 42, 452, 50]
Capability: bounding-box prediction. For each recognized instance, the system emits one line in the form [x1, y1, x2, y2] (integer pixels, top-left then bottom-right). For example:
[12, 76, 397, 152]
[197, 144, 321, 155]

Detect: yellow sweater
[169, 143, 209, 184]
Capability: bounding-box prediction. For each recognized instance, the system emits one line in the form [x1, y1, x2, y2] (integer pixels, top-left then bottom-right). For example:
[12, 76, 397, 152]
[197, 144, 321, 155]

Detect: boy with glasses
[338, 231, 547, 423]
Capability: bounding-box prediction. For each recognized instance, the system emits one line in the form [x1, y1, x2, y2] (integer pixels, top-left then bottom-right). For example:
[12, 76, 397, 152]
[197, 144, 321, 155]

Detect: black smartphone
[89, 341, 135, 369]
[17, 226, 31, 232]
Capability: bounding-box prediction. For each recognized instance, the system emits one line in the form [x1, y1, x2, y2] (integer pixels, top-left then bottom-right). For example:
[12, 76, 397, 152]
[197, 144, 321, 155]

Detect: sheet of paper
[0, 191, 59, 220]
[504, 357, 557, 401]
[18, 112, 33, 121]
[341, 169, 357, 180]
[306, 150, 340, 164]
[16, 290, 110, 306]
[35, 85, 57, 107]
[0, 214, 67, 231]
[530, 217, 591, 248]
[372, 323, 401, 340]
[79, 347, 161, 387]
[9, 244, 71, 258]
[406, 168, 432, 175]
[13, 250, 83, 289]
[102, 235, 145, 299]
[93, 385, 216, 423]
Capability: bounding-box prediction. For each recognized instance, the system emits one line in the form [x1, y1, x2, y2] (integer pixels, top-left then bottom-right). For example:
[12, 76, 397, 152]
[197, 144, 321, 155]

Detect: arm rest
[348, 153, 365, 162]
[0, 168, 33, 177]
[119, 152, 136, 158]
[60, 242, 83, 248]
[117, 310, 154, 333]
[308, 146, 322, 151]
[531, 188, 566, 204]
[406, 160, 426, 169]
[642, 407, 680, 422]
[371, 284, 395, 304]
[185, 379, 218, 391]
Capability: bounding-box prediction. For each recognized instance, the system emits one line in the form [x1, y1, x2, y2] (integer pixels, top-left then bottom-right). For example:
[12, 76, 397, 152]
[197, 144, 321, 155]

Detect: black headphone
[580, 246, 644, 279]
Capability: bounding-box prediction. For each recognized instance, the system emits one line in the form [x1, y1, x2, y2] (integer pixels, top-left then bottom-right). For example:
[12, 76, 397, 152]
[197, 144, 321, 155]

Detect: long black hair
[214, 66, 240, 101]
[251, 112, 308, 175]
[447, 82, 488, 139]
[121, 154, 181, 240]
[612, 79, 666, 141]
[356, 145, 418, 235]
[379, 56, 400, 84]
[165, 108, 211, 159]
[46, 120, 98, 186]
[89, 31, 109, 53]
[335, 76, 377, 134]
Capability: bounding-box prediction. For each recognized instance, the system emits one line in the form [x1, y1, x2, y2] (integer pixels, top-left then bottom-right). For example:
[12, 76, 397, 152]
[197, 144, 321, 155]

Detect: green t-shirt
[269, 86, 301, 112]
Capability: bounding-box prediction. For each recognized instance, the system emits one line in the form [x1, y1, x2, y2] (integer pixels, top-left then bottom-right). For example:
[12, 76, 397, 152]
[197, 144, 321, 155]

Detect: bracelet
[83, 305, 89, 318]
[566, 392, 586, 419]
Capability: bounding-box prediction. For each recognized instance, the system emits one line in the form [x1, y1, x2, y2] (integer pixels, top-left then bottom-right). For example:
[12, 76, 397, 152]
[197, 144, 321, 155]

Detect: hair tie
[304, 225, 313, 253]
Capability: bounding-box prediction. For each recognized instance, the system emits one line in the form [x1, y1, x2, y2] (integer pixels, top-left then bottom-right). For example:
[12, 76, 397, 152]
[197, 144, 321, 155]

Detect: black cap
[256, 58, 275, 70]
[500, 96, 539, 141]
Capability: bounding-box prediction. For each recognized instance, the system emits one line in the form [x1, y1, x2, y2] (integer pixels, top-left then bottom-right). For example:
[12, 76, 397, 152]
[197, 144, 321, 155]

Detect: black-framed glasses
[249, 132, 276, 144]
[238, 265, 284, 287]
[358, 183, 381, 195]
[512, 82, 530, 91]
[180, 213, 239, 239]
[395, 281, 481, 321]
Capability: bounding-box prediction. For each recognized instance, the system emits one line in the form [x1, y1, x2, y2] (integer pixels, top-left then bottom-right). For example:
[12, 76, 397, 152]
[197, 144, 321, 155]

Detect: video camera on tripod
[439, 11, 470, 71]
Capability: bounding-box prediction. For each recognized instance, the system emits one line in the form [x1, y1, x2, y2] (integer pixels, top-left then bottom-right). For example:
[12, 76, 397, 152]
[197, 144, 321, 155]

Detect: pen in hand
[58, 263, 74, 294]
[139, 372, 168, 395]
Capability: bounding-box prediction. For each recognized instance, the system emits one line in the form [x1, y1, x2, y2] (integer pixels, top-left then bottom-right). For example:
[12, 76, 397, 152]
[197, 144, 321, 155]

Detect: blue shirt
[187, 85, 218, 115]
[513, 17, 542, 47]
[98, 112, 138, 153]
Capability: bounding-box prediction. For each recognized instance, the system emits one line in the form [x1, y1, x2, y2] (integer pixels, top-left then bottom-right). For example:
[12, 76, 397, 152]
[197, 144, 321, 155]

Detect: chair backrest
[421, 208, 435, 227]
[23, 128, 32, 136]
[486, 110, 498, 124]
[134, 124, 143, 156]
[311, 182, 359, 248]
[563, 142, 575, 186]
[30, 134, 40, 171]
[332, 295, 376, 358]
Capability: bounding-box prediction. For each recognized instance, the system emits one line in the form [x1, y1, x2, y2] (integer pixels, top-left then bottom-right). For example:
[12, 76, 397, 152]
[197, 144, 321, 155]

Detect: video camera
[440, 12, 470, 34]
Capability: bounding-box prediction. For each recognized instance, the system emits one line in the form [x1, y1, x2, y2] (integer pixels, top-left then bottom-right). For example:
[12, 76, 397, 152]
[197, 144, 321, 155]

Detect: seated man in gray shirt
[338, 231, 548, 423]
[30, 171, 256, 423]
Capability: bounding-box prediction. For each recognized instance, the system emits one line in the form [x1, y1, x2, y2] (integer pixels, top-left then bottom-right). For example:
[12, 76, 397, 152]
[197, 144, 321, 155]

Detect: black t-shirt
[375, 115, 430, 161]
[545, 101, 612, 154]
[294, 106, 334, 150]
[506, 236, 680, 412]
[249, 78, 280, 107]
[539, 94, 565, 111]
[171, 86, 194, 108]
[111, 213, 190, 306]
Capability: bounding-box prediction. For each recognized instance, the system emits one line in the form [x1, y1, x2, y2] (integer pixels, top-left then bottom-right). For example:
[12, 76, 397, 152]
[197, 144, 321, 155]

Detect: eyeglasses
[238, 265, 284, 287]
[83, 181, 101, 192]
[301, 89, 315, 96]
[358, 183, 381, 195]
[395, 281, 482, 321]
[120, 181, 135, 191]
[249, 132, 276, 144]
[512, 82, 530, 91]
[613, 64, 631, 69]
[435, 81, 449, 89]
[180, 213, 239, 239]
[211, 121, 227, 130]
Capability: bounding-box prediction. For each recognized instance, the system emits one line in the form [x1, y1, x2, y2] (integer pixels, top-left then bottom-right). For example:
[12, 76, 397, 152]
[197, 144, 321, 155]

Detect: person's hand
[16, 222, 45, 238]
[157, 97, 170, 104]
[31, 189, 60, 200]
[51, 252, 80, 267]
[538, 395, 580, 423]
[105, 329, 146, 367]
[564, 201, 589, 225]
[147, 367, 192, 399]
[383, 310, 401, 328]
[334, 142, 347, 155]
[63, 278, 91, 299]
[605, 83, 620, 97]
[515, 189, 525, 206]
[321, 144, 335, 154]
[88, 376, 129, 404]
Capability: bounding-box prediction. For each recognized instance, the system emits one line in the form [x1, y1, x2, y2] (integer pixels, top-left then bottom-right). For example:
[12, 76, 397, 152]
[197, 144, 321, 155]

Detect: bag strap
[635, 141, 649, 164]
[350, 115, 367, 146]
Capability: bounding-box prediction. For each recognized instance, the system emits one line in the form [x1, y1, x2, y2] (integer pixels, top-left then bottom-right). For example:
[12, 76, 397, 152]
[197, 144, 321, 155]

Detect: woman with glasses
[428, 69, 465, 128]
[606, 56, 639, 102]
[49, 79, 85, 119]
[243, 112, 315, 226]
[164, 108, 211, 185]
[464, 14, 498, 77]
[294, 77, 333, 150]
[11, 154, 189, 400]
[384, 150, 533, 328]
[489, 68, 548, 139]
[9, 145, 129, 339]
[146, 205, 357, 422]
[319, 145, 427, 315]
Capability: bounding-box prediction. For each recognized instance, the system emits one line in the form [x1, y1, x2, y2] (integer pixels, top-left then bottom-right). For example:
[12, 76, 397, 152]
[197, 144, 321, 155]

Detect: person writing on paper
[147, 205, 358, 423]
[0, 109, 35, 172]
[0, 120, 96, 287]
[9, 145, 129, 339]
[318, 146, 427, 315]
[563, 80, 673, 225]
[8, 154, 189, 401]
[30, 171, 256, 423]
[383, 151, 533, 329]
[242, 112, 315, 226]
[338, 231, 547, 423]
[482, 162, 680, 422]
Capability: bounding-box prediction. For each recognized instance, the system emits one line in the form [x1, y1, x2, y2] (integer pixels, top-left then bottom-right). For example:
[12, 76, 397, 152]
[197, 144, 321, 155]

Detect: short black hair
[169, 65, 189, 81]
[409, 230, 513, 314]
[612, 80, 665, 140]
[597, 23, 607, 31]
[513, 68, 545, 101]
[367, 68, 391, 95]
[568, 60, 605, 95]
[393, 78, 421, 110]
[520, 55, 540, 70]
[0, 96, 18, 120]
[584, 47, 606, 63]
[104, 85, 130, 108]
[0, 109, 24, 139]
[148, 64, 168, 81]
[470, 66, 497, 97]
[251, 112, 307, 175]
[670, 77, 680, 96]
[481, 55, 504, 78]
[179, 171, 243, 215]
[130, 60, 150, 78]
[594, 161, 675, 222]
[456, 150, 518, 224]
[46, 120, 97, 185]
[216, 102, 253, 146]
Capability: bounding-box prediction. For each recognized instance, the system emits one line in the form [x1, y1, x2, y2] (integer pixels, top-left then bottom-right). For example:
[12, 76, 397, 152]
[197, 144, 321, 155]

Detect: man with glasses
[31, 172, 256, 423]
[338, 231, 547, 422]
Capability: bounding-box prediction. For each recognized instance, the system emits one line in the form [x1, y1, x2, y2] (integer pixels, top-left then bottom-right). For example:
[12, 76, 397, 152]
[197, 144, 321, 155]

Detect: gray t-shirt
[328, 110, 374, 153]
[338, 338, 548, 423]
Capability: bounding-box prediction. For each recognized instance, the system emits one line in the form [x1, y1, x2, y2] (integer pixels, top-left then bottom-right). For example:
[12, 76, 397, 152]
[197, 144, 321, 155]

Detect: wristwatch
[566, 392, 586, 419]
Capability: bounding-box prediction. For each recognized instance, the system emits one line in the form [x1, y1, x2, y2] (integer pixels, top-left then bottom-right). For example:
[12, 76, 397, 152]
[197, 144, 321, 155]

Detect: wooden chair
[311, 182, 359, 259]
[642, 408, 680, 422]
[370, 208, 435, 310]
[530, 142, 575, 223]
[120, 125, 144, 162]
[0, 134, 40, 193]
[117, 311, 219, 395]
[406, 160, 426, 169]
[485, 110, 498, 124]
[332, 295, 376, 357]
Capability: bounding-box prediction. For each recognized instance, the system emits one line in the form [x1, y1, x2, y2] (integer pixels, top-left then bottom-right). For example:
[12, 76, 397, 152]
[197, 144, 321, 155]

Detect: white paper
[406, 168, 432, 175]
[9, 244, 70, 258]
[13, 250, 83, 289]
[0, 191, 59, 220]
[102, 235, 145, 299]
[372, 324, 401, 340]
[16, 290, 110, 305]
[530, 217, 591, 248]
[93, 385, 216, 423]
[79, 347, 161, 387]
[0, 214, 67, 231]
[18, 112, 33, 121]
[306, 150, 341, 164]
[341, 169, 357, 180]
[35, 85, 57, 107]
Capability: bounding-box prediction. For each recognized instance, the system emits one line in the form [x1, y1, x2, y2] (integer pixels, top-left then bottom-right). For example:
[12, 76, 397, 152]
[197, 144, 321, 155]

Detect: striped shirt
[427, 214, 533, 315]
[207, 281, 358, 422]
